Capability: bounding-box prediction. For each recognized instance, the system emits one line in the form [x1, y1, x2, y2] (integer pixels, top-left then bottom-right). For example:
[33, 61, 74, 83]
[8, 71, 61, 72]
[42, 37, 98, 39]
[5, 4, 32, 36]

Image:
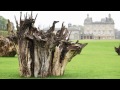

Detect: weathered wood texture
[115, 45, 120, 55]
[0, 20, 16, 57]
[10, 12, 88, 78]
[7, 19, 13, 35]
[0, 36, 16, 57]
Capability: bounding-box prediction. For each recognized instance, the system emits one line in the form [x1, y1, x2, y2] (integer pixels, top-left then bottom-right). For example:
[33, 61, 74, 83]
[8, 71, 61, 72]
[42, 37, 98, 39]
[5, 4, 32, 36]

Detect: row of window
[84, 30, 114, 34]
[70, 33, 115, 40]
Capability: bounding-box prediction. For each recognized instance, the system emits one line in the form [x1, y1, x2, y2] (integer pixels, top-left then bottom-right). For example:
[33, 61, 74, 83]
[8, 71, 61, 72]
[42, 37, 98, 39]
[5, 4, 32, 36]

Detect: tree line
[0, 16, 14, 31]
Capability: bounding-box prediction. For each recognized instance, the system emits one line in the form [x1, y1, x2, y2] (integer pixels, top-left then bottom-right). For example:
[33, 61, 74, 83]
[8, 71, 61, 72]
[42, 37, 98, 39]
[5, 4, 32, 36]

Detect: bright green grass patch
[0, 57, 20, 79]
[0, 40, 120, 79]
[64, 40, 120, 79]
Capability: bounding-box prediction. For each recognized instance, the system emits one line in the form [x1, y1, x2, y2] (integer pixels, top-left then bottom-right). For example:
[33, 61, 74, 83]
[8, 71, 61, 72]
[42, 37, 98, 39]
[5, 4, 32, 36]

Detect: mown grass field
[0, 40, 120, 79]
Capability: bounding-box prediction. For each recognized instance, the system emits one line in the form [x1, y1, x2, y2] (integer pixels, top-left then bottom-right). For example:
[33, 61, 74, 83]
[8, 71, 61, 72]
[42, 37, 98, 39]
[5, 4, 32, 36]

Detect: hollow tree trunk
[10, 12, 88, 78]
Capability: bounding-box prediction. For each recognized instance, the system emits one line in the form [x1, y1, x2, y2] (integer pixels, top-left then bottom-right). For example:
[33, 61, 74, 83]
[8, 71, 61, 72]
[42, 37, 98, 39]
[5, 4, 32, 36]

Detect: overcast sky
[0, 11, 120, 30]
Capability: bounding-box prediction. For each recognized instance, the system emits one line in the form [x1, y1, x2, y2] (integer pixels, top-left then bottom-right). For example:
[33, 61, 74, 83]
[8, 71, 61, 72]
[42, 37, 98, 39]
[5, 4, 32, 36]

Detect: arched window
[109, 30, 112, 34]
[87, 30, 89, 34]
[98, 30, 101, 34]
[74, 33, 79, 40]
[102, 30, 105, 34]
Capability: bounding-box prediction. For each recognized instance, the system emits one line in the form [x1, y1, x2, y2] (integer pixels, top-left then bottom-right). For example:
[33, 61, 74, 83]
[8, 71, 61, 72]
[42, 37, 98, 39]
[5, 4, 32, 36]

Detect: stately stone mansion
[43, 14, 119, 40]
[84, 14, 115, 39]
[68, 14, 115, 40]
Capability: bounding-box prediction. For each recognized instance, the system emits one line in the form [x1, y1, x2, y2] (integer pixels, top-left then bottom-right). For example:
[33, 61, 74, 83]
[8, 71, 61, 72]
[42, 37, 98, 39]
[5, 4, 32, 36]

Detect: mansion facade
[43, 14, 117, 40]
[83, 14, 115, 39]
[68, 14, 115, 40]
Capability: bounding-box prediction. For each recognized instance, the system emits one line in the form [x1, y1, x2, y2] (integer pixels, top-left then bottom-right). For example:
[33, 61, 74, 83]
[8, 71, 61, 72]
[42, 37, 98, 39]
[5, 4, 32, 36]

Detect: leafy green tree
[0, 16, 8, 30]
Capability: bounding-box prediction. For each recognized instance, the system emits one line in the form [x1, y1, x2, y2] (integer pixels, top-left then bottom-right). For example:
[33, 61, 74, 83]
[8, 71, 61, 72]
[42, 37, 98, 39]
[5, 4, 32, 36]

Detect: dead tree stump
[115, 45, 120, 55]
[9, 12, 88, 78]
[0, 19, 16, 57]
[0, 36, 16, 57]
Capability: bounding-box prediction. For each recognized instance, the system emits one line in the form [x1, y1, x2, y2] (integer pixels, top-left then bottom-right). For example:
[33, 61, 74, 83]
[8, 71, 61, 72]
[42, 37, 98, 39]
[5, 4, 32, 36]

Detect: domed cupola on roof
[68, 23, 72, 27]
[107, 14, 114, 24]
[84, 14, 93, 24]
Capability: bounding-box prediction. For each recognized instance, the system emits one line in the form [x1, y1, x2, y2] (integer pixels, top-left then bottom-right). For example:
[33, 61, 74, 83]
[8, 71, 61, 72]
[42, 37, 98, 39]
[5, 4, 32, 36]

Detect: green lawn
[0, 40, 120, 79]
